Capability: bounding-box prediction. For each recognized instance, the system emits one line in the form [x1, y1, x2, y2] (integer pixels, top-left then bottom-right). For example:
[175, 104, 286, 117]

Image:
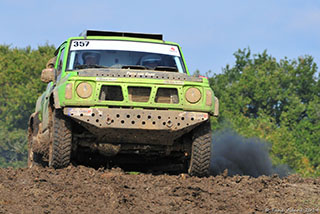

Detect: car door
[41, 45, 65, 131]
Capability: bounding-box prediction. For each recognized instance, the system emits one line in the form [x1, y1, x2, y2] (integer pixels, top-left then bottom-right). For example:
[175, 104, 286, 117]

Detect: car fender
[52, 89, 61, 109]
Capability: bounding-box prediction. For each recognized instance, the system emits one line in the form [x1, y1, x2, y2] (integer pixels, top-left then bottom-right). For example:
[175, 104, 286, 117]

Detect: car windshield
[67, 40, 186, 73]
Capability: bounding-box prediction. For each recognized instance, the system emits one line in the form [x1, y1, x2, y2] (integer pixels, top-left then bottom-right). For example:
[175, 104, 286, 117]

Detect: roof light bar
[79, 30, 163, 40]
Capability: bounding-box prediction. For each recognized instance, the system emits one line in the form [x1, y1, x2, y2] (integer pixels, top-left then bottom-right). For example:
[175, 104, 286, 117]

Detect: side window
[57, 48, 65, 76]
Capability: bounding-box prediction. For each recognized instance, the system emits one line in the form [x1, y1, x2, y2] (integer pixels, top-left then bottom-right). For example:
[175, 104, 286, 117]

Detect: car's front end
[29, 30, 218, 176]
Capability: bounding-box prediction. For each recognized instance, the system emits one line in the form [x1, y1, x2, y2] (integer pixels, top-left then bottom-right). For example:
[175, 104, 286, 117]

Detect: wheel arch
[28, 112, 41, 135]
[51, 89, 61, 109]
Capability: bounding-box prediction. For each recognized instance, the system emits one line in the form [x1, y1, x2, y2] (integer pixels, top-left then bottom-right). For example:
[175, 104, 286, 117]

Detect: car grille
[99, 85, 123, 101]
[155, 88, 179, 104]
[99, 85, 179, 104]
[128, 87, 151, 102]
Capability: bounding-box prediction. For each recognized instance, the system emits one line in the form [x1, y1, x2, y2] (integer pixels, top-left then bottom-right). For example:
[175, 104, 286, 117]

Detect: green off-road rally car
[28, 30, 219, 177]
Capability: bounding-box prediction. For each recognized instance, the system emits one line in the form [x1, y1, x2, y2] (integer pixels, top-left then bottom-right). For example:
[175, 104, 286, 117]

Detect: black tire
[49, 109, 72, 168]
[27, 121, 45, 168]
[188, 120, 212, 177]
[27, 135, 43, 168]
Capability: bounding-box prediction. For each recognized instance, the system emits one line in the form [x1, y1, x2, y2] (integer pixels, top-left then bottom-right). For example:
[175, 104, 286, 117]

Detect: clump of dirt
[0, 166, 319, 213]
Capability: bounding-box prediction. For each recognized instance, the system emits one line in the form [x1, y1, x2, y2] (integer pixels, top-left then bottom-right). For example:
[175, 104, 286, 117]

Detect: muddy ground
[0, 166, 319, 214]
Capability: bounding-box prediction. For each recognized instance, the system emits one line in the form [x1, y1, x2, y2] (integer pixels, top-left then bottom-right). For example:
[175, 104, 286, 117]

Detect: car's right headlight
[76, 82, 92, 98]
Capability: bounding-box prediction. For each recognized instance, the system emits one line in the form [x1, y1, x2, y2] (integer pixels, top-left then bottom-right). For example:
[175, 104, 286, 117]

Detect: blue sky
[1, 0, 319, 75]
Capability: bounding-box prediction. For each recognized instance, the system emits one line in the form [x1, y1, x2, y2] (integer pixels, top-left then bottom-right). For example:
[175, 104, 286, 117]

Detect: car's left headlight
[185, 87, 201, 104]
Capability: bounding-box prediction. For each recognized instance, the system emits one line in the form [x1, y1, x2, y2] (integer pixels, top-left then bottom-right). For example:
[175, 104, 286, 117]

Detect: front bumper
[63, 107, 209, 144]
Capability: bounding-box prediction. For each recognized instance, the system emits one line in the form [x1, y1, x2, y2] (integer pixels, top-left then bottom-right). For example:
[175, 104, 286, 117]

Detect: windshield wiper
[121, 65, 147, 70]
[154, 66, 178, 72]
[75, 64, 109, 69]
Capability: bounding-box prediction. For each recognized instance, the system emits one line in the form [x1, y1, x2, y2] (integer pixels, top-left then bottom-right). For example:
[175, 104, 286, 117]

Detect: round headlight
[76, 82, 92, 98]
[185, 87, 201, 103]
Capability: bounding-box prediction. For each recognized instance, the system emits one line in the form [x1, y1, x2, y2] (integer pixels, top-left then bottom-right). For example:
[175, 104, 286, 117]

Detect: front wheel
[188, 120, 212, 177]
[49, 109, 72, 168]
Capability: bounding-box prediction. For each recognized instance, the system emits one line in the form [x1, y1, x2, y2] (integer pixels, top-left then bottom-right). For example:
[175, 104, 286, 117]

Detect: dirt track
[0, 166, 319, 214]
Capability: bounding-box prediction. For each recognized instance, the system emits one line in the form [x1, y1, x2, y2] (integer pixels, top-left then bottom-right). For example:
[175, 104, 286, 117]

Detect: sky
[0, 0, 319, 75]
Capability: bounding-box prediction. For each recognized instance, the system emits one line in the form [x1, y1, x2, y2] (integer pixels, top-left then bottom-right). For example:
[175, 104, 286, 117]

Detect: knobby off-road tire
[188, 120, 212, 177]
[49, 109, 72, 169]
[28, 138, 44, 168]
[27, 120, 44, 168]
[28, 134, 43, 168]
[27, 126, 36, 168]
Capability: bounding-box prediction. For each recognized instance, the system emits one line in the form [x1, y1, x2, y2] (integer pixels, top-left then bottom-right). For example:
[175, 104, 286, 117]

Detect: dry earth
[0, 166, 319, 214]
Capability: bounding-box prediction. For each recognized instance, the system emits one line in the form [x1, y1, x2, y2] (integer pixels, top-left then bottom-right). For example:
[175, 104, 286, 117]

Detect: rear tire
[49, 109, 72, 168]
[27, 137, 43, 168]
[27, 120, 45, 168]
[188, 120, 212, 177]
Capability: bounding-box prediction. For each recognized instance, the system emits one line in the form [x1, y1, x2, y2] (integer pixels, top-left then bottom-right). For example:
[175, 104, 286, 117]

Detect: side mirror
[41, 68, 56, 83]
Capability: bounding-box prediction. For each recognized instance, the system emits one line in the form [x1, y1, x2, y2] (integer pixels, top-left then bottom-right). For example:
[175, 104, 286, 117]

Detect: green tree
[209, 48, 319, 176]
[0, 44, 56, 167]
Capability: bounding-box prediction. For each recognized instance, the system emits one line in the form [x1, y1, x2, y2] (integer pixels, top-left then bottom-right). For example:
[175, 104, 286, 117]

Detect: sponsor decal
[96, 77, 118, 81]
[126, 71, 156, 77]
[169, 47, 177, 53]
[163, 80, 184, 85]
[68, 108, 93, 116]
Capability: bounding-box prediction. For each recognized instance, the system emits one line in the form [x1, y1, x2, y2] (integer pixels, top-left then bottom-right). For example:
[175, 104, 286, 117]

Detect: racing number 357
[73, 41, 90, 47]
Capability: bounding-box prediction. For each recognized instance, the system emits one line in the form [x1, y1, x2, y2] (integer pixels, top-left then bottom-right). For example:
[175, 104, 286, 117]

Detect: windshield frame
[66, 39, 187, 73]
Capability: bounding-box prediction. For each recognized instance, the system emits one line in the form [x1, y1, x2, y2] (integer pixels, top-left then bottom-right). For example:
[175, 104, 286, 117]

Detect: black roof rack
[79, 30, 163, 40]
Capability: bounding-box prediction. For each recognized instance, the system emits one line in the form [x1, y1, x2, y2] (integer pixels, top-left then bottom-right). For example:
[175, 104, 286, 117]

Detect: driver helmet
[140, 54, 162, 68]
[82, 51, 101, 65]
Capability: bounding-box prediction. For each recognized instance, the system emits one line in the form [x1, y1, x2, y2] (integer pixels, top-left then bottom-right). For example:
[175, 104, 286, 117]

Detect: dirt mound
[0, 166, 319, 214]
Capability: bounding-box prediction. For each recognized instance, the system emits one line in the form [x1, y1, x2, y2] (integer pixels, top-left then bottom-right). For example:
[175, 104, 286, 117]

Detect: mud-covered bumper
[63, 107, 209, 145]
[64, 108, 208, 130]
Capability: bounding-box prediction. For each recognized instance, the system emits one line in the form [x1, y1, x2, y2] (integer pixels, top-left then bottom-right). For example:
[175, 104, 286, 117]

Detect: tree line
[0, 45, 318, 176]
